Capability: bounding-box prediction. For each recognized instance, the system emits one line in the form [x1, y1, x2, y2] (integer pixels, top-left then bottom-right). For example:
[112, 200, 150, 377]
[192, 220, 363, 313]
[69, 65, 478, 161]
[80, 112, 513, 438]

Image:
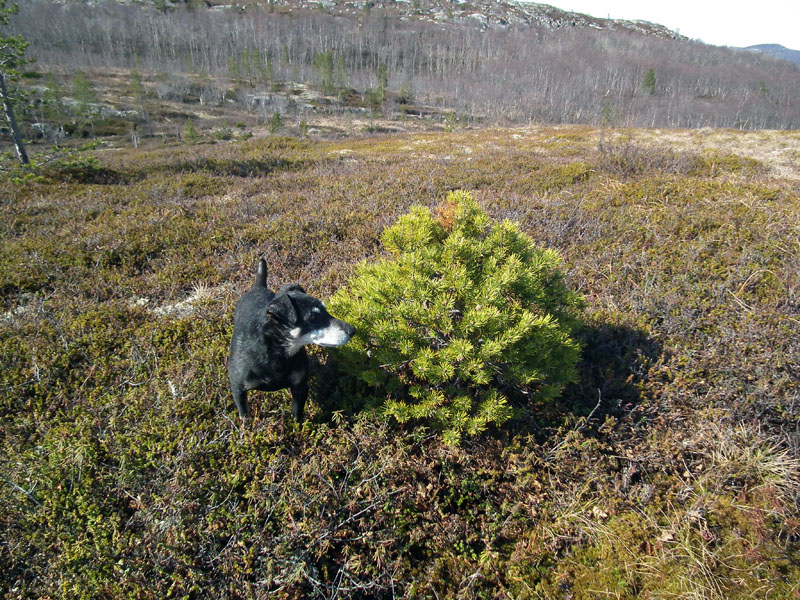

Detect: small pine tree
[601, 99, 618, 127]
[363, 87, 385, 116]
[335, 55, 347, 90]
[42, 74, 67, 142]
[397, 78, 414, 105]
[313, 50, 335, 95]
[376, 62, 388, 107]
[259, 55, 273, 86]
[182, 117, 199, 143]
[445, 110, 459, 132]
[377, 62, 388, 92]
[642, 68, 657, 95]
[71, 70, 97, 106]
[71, 70, 99, 137]
[269, 110, 283, 134]
[328, 191, 584, 444]
[227, 55, 241, 83]
[127, 69, 146, 116]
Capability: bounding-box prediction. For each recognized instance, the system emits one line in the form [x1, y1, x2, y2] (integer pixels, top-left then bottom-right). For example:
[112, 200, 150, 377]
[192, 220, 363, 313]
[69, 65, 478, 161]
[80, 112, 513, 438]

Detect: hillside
[2, 125, 799, 598]
[745, 43, 800, 66]
[6, 0, 800, 151]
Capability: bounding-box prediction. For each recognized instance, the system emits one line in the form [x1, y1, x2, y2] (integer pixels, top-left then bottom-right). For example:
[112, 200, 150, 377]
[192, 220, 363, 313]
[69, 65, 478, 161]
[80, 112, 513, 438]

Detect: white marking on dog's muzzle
[309, 323, 354, 347]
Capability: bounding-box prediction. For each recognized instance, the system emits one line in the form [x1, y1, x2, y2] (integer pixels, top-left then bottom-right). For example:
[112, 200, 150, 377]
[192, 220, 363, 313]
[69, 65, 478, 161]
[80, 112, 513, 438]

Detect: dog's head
[266, 285, 356, 355]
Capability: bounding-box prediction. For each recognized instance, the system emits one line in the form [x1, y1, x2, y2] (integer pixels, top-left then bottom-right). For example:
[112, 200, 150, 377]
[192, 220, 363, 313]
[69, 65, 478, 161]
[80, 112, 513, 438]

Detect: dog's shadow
[304, 352, 365, 422]
[307, 321, 664, 436]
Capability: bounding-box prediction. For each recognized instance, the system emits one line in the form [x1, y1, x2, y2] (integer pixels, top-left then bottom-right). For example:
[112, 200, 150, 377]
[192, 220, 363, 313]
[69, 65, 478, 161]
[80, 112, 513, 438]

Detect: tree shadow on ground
[509, 322, 664, 441]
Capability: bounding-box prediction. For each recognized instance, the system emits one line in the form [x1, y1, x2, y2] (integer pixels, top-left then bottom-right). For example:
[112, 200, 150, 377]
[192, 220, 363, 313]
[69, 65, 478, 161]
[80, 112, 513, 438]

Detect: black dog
[228, 259, 355, 422]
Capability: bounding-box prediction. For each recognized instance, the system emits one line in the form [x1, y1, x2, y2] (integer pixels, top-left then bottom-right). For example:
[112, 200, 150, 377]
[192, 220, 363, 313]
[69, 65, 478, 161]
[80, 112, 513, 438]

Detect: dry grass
[1, 124, 798, 599]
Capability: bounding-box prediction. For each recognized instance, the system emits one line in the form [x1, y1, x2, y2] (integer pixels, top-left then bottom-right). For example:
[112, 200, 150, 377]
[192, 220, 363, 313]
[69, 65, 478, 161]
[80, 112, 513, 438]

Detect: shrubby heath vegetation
[1, 125, 799, 598]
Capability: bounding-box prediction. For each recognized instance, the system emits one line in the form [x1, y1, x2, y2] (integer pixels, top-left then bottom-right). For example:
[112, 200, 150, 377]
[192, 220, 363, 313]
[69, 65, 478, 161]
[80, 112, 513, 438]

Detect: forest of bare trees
[11, 0, 800, 130]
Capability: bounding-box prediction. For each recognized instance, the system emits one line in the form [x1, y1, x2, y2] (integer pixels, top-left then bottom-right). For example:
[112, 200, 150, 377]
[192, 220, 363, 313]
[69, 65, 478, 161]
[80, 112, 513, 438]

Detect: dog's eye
[312, 307, 321, 315]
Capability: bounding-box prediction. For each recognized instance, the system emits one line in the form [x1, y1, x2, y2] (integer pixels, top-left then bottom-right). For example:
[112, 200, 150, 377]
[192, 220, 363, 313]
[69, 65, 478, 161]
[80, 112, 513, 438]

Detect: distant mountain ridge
[198, 0, 688, 40]
[744, 44, 800, 66]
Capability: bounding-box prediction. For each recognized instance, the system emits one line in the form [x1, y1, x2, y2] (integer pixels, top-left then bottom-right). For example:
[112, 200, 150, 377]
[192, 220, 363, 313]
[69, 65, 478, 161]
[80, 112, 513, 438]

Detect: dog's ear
[266, 293, 297, 326]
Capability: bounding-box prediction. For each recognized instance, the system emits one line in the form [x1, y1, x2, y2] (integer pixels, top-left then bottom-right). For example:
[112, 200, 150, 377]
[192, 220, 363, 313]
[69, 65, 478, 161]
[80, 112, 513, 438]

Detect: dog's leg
[290, 382, 308, 422]
[232, 387, 250, 420]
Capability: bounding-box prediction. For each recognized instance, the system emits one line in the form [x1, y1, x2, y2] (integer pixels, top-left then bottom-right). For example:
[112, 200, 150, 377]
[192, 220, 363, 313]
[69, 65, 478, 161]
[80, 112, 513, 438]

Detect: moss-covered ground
[2, 126, 799, 598]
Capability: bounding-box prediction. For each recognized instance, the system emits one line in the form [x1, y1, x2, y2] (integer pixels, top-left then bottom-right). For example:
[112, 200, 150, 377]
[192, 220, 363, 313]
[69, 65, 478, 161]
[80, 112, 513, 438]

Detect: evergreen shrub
[328, 191, 584, 444]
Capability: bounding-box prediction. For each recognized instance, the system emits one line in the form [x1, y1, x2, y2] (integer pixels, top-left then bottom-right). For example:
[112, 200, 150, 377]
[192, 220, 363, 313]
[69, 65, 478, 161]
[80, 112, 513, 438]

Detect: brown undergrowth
[1, 126, 798, 598]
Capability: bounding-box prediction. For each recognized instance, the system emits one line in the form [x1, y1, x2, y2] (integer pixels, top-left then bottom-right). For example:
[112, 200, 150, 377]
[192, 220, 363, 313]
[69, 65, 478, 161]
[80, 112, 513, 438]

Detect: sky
[537, 1, 800, 49]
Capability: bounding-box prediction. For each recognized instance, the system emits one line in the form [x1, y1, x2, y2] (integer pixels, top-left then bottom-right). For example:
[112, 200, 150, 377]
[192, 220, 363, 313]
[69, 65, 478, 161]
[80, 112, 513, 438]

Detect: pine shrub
[328, 191, 584, 444]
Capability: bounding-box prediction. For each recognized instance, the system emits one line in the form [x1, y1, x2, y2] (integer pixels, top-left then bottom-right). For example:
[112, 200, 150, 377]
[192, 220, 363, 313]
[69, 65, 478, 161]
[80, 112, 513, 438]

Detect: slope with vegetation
[6, 0, 800, 151]
[1, 124, 799, 598]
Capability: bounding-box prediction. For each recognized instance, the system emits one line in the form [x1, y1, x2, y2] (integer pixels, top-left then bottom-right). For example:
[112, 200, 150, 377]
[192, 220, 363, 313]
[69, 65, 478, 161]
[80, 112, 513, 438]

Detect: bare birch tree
[0, 0, 29, 164]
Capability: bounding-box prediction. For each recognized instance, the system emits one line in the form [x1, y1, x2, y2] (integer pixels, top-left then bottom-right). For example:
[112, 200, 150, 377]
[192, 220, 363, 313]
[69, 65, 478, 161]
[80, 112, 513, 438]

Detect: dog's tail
[254, 258, 267, 288]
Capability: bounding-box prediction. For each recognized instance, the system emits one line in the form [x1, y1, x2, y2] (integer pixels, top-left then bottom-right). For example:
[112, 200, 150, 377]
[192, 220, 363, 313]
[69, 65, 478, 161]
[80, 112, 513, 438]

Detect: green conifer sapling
[328, 191, 584, 444]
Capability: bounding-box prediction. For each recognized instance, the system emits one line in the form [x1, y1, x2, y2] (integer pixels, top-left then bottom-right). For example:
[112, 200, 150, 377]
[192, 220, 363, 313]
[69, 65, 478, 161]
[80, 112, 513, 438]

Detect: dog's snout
[341, 320, 356, 339]
[327, 318, 356, 346]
